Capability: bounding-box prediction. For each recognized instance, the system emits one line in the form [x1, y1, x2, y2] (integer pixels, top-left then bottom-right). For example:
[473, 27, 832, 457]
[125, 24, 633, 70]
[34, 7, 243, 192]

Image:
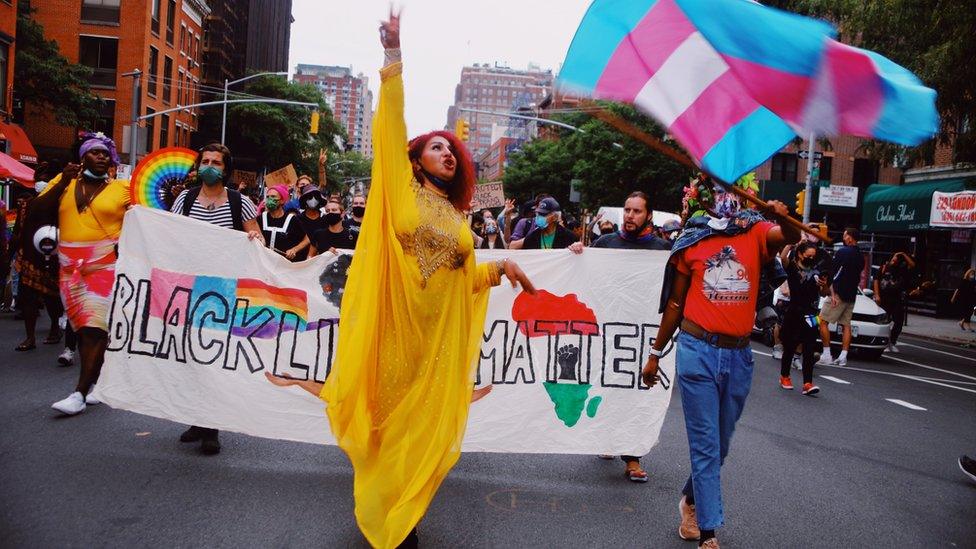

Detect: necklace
[79, 178, 108, 212]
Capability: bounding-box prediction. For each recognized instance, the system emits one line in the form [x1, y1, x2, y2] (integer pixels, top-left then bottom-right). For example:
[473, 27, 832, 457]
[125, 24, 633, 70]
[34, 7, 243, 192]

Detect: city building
[477, 136, 516, 182]
[293, 63, 373, 157]
[445, 62, 553, 160]
[0, 0, 37, 169]
[23, 0, 211, 163]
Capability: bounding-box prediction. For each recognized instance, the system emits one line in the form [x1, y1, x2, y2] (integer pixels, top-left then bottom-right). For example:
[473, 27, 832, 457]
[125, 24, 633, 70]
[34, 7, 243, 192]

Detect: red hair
[408, 130, 475, 212]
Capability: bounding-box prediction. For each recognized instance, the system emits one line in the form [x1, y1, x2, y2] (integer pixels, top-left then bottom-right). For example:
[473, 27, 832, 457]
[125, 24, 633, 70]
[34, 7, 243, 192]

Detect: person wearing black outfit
[780, 242, 829, 395]
[257, 186, 307, 261]
[873, 251, 915, 352]
[309, 199, 357, 257]
[518, 197, 583, 252]
[344, 193, 367, 237]
[291, 183, 328, 261]
[952, 268, 976, 332]
[592, 192, 672, 251]
[479, 217, 506, 249]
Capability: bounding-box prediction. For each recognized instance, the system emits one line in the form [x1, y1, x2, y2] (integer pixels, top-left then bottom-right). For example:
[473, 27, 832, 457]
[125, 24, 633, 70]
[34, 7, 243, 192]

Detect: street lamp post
[221, 71, 288, 143]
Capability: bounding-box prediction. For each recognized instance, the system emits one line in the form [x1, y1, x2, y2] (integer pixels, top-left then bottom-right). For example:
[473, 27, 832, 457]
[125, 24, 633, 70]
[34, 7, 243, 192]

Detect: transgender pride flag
[558, 0, 939, 183]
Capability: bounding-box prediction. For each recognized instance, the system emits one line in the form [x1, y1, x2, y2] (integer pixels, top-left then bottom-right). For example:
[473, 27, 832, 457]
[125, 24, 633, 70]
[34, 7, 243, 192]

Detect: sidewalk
[901, 314, 976, 346]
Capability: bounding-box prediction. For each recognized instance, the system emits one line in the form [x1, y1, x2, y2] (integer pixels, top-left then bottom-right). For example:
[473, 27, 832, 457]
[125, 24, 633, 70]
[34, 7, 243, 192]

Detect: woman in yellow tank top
[266, 10, 536, 548]
[49, 133, 131, 416]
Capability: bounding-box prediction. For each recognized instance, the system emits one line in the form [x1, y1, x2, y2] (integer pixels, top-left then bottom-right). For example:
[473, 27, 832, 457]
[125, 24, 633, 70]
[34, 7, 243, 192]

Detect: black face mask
[324, 212, 343, 226]
[600, 228, 614, 235]
[352, 206, 366, 218]
[420, 167, 452, 191]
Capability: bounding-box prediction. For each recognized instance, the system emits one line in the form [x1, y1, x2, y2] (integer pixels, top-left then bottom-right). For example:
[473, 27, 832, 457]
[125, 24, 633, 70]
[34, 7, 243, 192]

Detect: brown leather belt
[680, 319, 751, 349]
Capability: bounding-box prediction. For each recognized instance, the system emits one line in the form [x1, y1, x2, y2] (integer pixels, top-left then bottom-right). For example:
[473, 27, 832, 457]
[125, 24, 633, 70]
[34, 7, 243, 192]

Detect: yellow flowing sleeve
[473, 260, 502, 294]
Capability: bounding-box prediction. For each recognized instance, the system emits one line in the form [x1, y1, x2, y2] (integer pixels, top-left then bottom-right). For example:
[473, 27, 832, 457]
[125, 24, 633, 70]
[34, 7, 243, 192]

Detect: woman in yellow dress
[46, 134, 131, 416]
[266, 9, 535, 548]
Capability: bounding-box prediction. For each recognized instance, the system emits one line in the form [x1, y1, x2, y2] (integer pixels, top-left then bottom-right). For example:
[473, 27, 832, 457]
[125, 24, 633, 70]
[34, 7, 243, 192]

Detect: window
[162, 56, 173, 103]
[852, 158, 879, 188]
[0, 43, 7, 112]
[79, 36, 119, 88]
[177, 70, 184, 104]
[160, 114, 170, 147]
[147, 47, 158, 96]
[179, 25, 186, 53]
[90, 99, 116, 138]
[145, 107, 155, 151]
[81, 0, 120, 24]
[165, 0, 175, 44]
[150, 0, 160, 34]
[818, 156, 833, 183]
[770, 153, 798, 182]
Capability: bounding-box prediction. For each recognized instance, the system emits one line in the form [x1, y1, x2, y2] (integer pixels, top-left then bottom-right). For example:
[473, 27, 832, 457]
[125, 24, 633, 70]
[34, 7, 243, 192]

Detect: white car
[818, 289, 893, 361]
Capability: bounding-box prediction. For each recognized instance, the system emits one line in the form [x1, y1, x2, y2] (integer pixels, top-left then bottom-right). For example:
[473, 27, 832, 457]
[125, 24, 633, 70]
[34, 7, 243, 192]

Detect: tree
[225, 76, 346, 175]
[503, 102, 692, 214]
[766, 0, 976, 164]
[14, 2, 102, 127]
[324, 150, 372, 196]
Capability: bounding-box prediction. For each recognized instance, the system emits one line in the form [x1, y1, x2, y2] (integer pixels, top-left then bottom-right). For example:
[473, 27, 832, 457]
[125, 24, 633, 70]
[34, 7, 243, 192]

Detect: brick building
[445, 63, 552, 160]
[23, 0, 210, 163]
[477, 136, 516, 182]
[293, 63, 373, 157]
[0, 0, 15, 123]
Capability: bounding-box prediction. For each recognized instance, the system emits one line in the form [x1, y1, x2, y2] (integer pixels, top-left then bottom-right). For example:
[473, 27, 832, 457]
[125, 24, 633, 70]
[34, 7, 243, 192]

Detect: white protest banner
[931, 190, 976, 228]
[471, 181, 506, 210]
[95, 207, 675, 455]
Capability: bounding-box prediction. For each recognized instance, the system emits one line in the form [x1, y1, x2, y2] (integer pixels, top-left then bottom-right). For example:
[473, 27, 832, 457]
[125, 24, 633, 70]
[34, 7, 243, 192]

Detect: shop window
[81, 0, 120, 24]
[853, 158, 879, 188]
[79, 36, 119, 88]
[770, 153, 798, 182]
[162, 56, 173, 103]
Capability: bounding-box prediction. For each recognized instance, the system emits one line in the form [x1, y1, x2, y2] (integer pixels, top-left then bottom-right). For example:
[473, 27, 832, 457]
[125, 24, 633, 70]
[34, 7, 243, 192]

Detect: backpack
[180, 186, 245, 232]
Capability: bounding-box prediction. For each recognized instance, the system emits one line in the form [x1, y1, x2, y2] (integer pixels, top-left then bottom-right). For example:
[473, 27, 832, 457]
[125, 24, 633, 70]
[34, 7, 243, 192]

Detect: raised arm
[373, 7, 413, 207]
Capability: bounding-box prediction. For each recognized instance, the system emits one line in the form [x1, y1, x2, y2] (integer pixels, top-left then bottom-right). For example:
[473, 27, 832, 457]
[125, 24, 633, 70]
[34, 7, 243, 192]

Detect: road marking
[885, 398, 927, 411]
[897, 342, 976, 363]
[819, 375, 850, 385]
[818, 365, 976, 394]
[901, 335, 976, 352]
[884, 355, 976, 382]
[753, 350, 772, 357]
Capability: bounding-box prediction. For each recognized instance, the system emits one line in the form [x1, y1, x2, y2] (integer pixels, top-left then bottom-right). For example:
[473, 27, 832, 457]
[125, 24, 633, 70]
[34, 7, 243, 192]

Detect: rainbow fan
[130, 147, 197, 209]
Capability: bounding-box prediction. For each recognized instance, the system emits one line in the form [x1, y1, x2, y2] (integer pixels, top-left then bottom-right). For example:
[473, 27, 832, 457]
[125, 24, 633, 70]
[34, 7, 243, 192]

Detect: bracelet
[648, 347, 664, 358]
[496, 258, 507, 276]
[384, 48, 402, 65]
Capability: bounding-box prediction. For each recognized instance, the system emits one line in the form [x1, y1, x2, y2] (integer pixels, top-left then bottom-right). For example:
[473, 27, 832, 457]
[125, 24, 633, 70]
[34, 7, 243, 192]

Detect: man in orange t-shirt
[641, 200, 799, 548]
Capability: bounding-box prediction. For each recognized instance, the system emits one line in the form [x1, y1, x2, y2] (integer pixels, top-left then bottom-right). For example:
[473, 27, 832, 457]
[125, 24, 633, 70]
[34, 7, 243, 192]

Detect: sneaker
[771, 344, 783, 360]
[817, 354, 834, 366]
[801, 383, 820, 396]
[699, 538, 720, 549]
[85, 386, 100, 405]
[57, 348, 75, 367]
[678, 496, 700, 541]
[832, 355, 848, 366]
[792, 356, 803, 370]
[960, 455, 976, 483]
[52, 392, 86, 415]
[179, 425, 205, 443]
[779, 376, 794, 390]
[887, 343, 899, 353]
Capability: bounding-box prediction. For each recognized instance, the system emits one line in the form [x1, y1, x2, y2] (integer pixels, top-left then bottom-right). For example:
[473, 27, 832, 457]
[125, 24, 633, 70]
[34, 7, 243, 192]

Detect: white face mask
[306, 198, 319, 209]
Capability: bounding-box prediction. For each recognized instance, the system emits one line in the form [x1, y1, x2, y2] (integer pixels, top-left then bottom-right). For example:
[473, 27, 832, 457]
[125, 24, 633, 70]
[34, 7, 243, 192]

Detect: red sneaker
[780, 376, 794, 390]
[802, 383, 820, 396]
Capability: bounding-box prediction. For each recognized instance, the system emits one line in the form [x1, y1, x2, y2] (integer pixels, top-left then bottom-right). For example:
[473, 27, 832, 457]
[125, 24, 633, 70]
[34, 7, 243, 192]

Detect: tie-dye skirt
[58, 240, 118, 331]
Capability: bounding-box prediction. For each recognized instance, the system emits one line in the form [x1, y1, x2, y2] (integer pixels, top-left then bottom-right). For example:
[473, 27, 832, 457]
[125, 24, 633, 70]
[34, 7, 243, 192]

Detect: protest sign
[235, 170, 258, 191]
[472, 181, 506, 210]
[264, 164, 298, 188]
[96, 207, 675, 455]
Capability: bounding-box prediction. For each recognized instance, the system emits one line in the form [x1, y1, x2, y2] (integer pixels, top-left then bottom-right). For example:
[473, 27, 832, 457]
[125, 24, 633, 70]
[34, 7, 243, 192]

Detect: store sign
[931, 191, 976, 228]
[818, 185, 859, 208]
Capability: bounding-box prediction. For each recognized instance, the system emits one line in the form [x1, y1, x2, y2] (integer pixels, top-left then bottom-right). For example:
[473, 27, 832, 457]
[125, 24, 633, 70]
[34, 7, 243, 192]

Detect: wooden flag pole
[586, 105, 831, 244]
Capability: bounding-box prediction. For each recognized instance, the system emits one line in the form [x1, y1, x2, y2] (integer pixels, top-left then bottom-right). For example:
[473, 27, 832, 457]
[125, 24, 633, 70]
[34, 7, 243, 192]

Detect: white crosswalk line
[898, 342, 976, 363]
[885, 355, 976, 382]
[885, 399, 927, 411]
[819, 375, 850, 385]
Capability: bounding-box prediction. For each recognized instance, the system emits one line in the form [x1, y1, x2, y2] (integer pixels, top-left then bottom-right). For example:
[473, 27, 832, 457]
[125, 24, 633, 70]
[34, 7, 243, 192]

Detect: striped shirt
[171, 189, 258, 229]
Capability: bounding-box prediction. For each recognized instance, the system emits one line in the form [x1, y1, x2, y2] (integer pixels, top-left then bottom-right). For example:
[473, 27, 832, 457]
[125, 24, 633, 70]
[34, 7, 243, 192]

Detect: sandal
[15, 342, 36, 352]
[43, 331, 63, 345]
[625, 465, 649, 483]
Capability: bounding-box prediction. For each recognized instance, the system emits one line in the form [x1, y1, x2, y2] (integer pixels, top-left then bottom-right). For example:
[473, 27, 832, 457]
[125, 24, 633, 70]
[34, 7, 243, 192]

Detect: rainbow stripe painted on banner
[131, 147, 197, 209]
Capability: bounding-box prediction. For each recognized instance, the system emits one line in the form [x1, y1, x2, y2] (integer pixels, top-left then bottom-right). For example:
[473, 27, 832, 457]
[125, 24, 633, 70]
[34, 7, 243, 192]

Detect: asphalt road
[1, 314, 974, 548]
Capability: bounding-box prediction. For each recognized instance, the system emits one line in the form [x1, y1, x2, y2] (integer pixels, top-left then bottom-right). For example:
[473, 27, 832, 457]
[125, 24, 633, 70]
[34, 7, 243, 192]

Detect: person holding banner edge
[642, 199, 799, 548]
[266, 9, 535, 548]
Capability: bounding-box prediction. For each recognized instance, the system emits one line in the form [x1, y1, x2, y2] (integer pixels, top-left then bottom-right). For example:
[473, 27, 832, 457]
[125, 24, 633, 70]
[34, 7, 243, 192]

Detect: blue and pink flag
[558, 0, 939, 183]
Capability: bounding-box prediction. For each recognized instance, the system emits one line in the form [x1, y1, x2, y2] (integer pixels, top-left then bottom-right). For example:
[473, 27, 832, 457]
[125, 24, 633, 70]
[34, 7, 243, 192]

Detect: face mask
[324, 212, 342, 226]
[265, 197, 281, 211]
[800, 258, 815, 269]
[535, 214, 549, 228]
[485, 224, 498, 235]
[82, 169, 109, 181]
[600, 228, 614, 235]
[304, 197, 320, 209]
[352, 206, 366, 218]
[198, 166, 223, 186]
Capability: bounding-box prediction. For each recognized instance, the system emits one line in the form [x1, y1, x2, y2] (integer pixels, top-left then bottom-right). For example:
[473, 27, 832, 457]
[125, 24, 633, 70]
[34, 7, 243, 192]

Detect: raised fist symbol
[557, 344, 580, 381]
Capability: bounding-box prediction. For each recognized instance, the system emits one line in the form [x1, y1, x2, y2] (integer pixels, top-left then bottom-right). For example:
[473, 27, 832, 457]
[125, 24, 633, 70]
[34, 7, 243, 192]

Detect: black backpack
[180, 186, 245, 232]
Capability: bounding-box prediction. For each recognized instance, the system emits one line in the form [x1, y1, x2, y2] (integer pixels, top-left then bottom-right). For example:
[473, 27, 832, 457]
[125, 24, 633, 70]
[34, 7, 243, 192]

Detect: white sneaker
[832, 355, 848, 366]
[52, 392, 86, 415]
[57, 348, 74, 366]
[85, 386, 100, 405]
[887, 344, 899, 353]
[792, 356, 803, 370]
[817, 354, 834, 366]
[771, 344, 783, 360]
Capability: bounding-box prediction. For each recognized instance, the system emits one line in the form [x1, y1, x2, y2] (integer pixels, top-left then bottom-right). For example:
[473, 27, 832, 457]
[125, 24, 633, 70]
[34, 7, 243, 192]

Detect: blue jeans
[676, 330, 754, 530]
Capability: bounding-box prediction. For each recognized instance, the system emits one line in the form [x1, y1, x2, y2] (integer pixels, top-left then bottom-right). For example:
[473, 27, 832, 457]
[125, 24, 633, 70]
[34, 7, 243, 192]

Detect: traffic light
[310, 111, 320, 134]
[795, 189, 806, 216]
[454, 118, 470, 142]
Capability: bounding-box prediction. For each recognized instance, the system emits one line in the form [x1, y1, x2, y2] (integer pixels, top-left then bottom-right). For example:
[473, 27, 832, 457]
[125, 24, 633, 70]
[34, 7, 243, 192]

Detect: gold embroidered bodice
[397, 180, 469, 285]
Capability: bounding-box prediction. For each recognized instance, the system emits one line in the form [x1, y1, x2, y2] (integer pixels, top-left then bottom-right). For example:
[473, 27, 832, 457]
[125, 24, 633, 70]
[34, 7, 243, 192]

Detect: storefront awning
[0, 121, 39, 165]
[861, 179, 973, 232]
[0, 151, 35, 187]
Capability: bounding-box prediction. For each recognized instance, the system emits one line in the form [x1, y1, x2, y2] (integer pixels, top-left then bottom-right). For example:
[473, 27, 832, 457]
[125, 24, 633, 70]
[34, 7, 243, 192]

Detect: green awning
[861, 179, 972, 232]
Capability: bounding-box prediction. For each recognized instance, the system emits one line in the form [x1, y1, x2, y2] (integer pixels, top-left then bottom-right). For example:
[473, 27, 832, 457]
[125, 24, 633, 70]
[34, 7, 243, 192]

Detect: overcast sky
[288, 1, 593, 135]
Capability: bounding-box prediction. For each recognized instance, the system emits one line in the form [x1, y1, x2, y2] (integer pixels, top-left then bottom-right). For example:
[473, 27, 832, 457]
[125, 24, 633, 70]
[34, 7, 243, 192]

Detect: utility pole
[802, 132, 816, 224]
[122, 69, 142, 172]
